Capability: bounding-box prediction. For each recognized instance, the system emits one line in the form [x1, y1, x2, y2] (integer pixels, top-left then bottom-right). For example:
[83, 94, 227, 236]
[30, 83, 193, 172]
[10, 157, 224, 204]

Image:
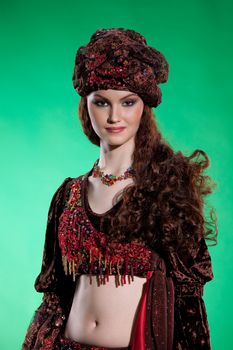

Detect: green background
[0, 0, 232, 349]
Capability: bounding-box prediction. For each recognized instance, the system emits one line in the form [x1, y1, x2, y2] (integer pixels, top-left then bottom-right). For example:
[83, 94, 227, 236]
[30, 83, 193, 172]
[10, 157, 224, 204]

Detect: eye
[93, 100, 108, 107]
[123, 99, 136, 106]
[93, 99, 136, 107]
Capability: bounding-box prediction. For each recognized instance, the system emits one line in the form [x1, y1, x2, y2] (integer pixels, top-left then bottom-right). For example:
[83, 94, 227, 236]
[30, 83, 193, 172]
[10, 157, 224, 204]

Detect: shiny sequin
[58, 176, 154, 285]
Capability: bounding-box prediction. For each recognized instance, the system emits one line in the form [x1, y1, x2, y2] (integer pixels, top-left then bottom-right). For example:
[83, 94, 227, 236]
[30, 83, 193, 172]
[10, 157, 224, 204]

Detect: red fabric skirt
[131, 268, 174, 350]
[130, 270, 154, 349]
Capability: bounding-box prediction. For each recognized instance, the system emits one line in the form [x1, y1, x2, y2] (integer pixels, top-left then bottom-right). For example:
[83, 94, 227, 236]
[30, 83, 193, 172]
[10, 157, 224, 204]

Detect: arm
[34, 177, 72, 293]
[167, 238, 214, 349]
[22, 177, 72, 350]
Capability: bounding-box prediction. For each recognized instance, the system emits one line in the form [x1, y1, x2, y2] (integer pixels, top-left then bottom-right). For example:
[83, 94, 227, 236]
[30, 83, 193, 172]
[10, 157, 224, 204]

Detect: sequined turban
[72, 27, 169, 108]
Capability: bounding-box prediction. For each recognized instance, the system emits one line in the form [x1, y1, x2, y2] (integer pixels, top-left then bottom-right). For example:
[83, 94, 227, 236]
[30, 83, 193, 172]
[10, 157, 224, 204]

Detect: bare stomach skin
[63, 274, 147, 347]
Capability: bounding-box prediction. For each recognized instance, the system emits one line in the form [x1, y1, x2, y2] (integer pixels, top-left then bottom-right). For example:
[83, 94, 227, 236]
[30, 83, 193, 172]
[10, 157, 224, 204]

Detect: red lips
[106, 127, 126, 132]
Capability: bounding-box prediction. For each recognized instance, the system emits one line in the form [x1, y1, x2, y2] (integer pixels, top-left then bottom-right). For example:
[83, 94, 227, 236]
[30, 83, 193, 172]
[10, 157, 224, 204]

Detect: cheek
[127, 106, 143, 126]
[88, 116, 102, 138]
[87, 106, 103, 127]
[89, 115, 102, 132]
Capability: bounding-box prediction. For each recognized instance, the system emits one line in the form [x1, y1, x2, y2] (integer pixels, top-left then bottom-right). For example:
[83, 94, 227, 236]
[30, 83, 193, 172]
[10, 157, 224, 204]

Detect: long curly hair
[78, 96, 218, 254]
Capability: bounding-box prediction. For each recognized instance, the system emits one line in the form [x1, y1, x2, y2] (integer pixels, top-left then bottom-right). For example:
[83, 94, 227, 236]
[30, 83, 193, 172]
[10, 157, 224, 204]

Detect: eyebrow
[93, 93, 138, 101]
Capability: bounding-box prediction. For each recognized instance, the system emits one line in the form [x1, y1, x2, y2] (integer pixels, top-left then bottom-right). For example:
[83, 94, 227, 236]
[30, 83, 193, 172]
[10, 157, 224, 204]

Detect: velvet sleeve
[34, 177, 72, 293]
[167, 237, 214, 349]
[22, 177, 73, 350]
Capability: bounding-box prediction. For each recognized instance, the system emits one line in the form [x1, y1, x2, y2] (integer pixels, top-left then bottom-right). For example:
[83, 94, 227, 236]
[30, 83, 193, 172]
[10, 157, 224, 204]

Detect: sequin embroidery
[58, 176, 153, 286]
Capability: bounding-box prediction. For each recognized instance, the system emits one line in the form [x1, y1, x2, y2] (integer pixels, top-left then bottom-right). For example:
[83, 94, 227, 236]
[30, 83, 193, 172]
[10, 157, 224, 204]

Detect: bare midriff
[63, 274, 147, 347]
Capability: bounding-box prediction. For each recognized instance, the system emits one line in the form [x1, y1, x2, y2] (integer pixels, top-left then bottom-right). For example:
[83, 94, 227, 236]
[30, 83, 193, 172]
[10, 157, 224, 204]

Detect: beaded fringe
[62, 251, 135, 286]
[60, 178, 138, 286]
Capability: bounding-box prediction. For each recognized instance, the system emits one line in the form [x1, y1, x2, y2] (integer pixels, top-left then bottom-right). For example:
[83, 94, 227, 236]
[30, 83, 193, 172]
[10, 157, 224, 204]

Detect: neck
[97, 138, 135, 176]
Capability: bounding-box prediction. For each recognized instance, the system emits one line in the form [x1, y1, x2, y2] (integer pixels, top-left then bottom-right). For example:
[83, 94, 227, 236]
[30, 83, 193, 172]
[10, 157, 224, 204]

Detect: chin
[106, 136, 135, 148]
[107, 140, 126, 147]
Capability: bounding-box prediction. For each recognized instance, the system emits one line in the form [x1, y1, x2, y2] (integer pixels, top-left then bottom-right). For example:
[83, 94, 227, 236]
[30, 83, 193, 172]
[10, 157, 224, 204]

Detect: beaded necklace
[92, 158, 135, 186]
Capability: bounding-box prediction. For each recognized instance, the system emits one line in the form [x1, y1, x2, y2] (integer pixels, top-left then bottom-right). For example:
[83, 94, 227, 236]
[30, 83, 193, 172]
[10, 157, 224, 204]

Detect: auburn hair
[78, 96, 218, 254]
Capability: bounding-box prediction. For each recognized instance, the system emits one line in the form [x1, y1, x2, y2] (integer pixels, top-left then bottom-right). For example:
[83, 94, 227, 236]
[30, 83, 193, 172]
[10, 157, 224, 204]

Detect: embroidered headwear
[72, 27, 169, 108]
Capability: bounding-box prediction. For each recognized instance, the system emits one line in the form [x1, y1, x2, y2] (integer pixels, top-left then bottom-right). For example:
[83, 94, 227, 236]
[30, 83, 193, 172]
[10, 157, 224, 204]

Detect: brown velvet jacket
[22, 175, 214, 349]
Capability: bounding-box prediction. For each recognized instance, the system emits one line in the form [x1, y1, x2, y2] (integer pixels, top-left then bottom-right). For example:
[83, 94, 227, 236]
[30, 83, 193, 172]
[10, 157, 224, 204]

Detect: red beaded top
[58, 170, 154, 286]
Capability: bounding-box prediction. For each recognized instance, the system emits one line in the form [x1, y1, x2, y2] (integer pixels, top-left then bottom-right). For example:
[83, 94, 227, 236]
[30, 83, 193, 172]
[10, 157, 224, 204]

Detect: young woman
[22, 28, 218, 350]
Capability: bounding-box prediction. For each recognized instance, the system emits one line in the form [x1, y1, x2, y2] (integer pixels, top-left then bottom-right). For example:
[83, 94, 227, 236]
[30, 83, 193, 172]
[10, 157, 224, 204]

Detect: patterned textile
[58, 172, 155, 285]
[72, 28, 169, 108]
[55, 332, 130, 349]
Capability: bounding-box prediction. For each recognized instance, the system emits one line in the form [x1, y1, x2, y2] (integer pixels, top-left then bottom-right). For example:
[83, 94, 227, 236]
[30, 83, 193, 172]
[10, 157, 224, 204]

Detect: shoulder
[50, 173, 87, 209]
[57, 173, 86, 190]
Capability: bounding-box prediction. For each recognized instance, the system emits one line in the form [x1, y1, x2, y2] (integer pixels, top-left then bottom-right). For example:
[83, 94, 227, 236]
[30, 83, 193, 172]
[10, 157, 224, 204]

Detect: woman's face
[86, 89, 144, 148]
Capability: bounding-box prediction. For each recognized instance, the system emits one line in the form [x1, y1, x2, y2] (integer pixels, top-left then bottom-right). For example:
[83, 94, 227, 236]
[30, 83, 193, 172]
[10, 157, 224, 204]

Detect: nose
[107, 105, 121, 123]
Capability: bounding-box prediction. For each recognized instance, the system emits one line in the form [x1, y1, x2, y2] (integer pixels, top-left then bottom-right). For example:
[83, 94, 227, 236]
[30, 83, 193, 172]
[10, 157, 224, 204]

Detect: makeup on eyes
[92, 98, 137, 107]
